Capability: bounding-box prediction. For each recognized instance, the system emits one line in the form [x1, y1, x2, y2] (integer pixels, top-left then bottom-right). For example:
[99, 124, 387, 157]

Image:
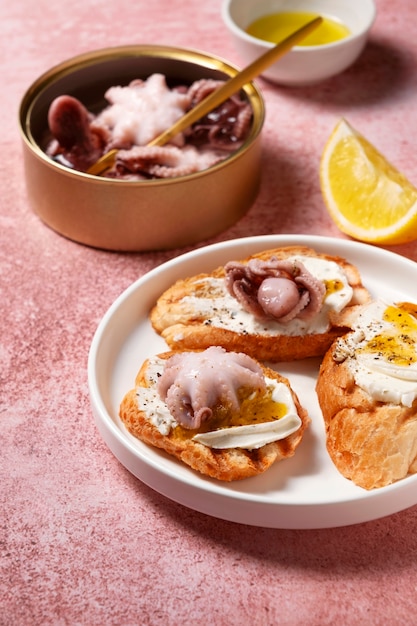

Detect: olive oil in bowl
[246, 11, 350, 46]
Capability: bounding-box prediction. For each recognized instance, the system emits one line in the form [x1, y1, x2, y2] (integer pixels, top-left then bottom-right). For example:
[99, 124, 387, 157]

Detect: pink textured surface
[2, 1, 417, 624]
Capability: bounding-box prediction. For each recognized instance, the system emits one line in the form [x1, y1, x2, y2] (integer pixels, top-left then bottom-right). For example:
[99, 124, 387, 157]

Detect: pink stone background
[2, 1, 417, 624]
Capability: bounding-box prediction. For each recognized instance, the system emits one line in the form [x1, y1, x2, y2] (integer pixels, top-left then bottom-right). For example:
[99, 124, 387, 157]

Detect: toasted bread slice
[119, 351, 310, 481]
[150, 246, 370, 362]
[316, 300, 417, 489]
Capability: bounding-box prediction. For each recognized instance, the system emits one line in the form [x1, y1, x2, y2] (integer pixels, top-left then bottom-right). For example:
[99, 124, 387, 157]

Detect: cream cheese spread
[181, 255, 353, 337]
[338, 299, 417, 407]
[135, 357, 301, 449]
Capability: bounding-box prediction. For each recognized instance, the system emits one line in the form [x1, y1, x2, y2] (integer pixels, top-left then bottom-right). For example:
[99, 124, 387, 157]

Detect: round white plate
[88, 235, 417, 529]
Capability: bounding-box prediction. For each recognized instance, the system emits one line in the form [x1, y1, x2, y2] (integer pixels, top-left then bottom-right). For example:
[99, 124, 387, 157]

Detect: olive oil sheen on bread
[246, 11, 350, 46]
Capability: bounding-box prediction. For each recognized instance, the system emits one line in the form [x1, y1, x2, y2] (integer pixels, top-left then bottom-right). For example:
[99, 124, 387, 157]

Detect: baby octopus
[46, 74, 253, 179]
[157, 347, 266, 430]
[225, 257, 326, 323]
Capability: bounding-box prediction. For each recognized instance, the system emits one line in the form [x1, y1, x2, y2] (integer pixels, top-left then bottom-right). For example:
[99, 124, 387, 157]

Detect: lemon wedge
[320, 118, 417, 244]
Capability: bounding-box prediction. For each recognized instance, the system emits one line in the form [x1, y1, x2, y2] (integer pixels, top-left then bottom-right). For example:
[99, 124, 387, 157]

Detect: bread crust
[119, 352, 310, 481]
[316, 339, 417, 489]
[150, 246, 370, 362]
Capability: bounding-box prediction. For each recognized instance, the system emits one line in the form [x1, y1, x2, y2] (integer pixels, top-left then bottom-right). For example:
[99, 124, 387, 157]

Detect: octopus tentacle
[233, 101, 253, 140]
[115, 145, 222, 178]
[187, 79, 224, 105]
[293, 264, 326, 320]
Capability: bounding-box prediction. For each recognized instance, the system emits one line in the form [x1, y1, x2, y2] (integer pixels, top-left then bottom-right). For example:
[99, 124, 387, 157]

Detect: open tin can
[19, 45, 265, 251]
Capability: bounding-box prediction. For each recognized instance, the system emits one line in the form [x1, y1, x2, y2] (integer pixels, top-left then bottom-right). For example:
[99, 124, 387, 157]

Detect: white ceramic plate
[88, 235, 417, 529]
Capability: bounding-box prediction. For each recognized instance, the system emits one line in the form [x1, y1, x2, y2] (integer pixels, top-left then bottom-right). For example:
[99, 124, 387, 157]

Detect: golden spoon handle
[87, 16, 322, 175]
[148, 16, 323, 147]
[87, 148, 119, 176]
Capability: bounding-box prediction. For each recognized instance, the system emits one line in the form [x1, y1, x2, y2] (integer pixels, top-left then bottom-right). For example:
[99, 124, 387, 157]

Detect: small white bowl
[222, 0, 376, 86]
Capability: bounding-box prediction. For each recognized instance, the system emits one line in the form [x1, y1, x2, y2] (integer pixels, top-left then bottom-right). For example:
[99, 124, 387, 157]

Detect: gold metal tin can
[19, 45, 265, 251]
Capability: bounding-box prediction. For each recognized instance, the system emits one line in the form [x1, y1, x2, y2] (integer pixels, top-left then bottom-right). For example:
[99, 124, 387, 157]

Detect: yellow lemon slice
[320, 118, 417, 244]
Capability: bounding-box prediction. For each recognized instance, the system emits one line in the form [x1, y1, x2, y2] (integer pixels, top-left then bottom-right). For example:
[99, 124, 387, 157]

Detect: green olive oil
[246, 11, 350, 46]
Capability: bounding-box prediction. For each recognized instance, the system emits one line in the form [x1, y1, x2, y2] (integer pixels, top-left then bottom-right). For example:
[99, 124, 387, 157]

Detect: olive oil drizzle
[173, 385, 288, 441]
[358, 304, 417, 367]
